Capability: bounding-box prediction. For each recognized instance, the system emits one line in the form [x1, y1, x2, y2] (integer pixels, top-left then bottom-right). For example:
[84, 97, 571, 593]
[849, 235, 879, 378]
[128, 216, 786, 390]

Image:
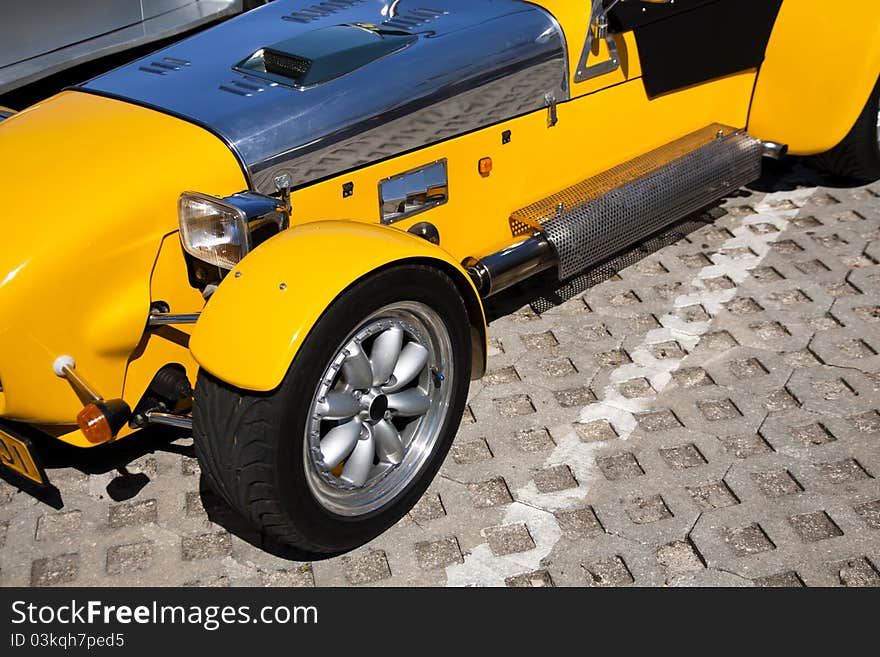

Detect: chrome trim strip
[147, 313, 200, 327]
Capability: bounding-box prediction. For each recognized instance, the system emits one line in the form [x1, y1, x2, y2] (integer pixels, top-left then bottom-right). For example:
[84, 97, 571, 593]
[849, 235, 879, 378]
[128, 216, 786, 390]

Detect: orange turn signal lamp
[478, 157, 493, 176]
[76, 399, 131, 444]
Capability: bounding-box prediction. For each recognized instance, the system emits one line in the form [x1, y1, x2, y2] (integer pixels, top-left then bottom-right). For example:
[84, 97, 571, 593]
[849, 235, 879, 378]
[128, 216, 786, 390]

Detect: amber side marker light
[76, 399, 131, 444]
[478, 157, 493, 176]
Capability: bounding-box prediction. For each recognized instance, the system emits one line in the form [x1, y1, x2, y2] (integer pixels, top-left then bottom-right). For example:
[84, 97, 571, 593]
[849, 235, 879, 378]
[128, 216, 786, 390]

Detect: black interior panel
[609, 0, 783, 98]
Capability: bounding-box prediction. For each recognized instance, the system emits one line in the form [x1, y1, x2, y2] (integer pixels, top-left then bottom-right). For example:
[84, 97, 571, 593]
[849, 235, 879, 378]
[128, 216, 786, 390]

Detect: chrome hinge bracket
[545, 93, 558, 128]
[574, 1, 622, 83]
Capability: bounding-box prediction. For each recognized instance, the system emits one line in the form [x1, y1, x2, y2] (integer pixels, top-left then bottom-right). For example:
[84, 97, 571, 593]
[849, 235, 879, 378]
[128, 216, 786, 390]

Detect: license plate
[0, 426, 46, 486]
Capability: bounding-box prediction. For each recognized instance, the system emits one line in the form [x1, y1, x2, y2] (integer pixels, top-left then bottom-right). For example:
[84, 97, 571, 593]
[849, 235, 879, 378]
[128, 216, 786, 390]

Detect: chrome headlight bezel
[178, 190, 288, 271]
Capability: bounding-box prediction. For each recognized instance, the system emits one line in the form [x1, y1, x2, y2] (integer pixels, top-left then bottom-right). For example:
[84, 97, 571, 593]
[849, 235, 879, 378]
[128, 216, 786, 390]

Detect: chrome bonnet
[82, 0, 568, 194]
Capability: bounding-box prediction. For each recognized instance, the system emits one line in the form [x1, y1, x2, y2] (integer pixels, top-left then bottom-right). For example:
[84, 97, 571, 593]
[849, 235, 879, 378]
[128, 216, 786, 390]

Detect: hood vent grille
[264, 51, 313, 79]
[382, 7, 448, 30]
[282, 0, 366, 24]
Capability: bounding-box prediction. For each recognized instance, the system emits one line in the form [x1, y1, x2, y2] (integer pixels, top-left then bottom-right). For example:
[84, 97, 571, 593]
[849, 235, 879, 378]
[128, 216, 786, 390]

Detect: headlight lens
[178, 192, 250, 270]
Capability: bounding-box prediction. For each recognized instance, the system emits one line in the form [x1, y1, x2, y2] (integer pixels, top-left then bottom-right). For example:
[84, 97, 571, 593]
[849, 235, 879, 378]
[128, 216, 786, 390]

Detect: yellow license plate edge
[0, 427, 46, 486]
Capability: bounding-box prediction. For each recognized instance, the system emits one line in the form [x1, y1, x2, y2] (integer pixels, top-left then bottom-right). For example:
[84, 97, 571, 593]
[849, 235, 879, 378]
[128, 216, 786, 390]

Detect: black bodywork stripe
[610, 0, 783, 98]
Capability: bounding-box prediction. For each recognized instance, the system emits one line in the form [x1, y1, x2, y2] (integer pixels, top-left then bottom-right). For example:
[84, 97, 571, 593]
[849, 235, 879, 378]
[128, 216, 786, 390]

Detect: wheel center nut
[360, 389, 389, 422]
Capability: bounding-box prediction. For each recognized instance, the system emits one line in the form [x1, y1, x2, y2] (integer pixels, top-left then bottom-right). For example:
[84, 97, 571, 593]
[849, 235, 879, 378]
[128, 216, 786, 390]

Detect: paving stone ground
[1, 162, 879, 587]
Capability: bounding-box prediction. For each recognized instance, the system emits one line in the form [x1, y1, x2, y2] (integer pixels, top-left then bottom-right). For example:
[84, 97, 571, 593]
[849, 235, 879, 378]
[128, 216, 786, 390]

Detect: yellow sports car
[1, 0, 878, 555]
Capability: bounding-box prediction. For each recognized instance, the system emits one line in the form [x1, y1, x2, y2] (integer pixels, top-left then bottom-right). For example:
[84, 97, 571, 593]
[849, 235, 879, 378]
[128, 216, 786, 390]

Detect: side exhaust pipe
[465, 235, 557, 297]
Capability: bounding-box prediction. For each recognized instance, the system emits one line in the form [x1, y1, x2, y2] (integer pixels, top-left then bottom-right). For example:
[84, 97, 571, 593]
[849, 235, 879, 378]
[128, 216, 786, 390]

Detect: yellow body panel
[285, 71, 755, 263]
[190, 221, 485, 392]
[0, 91, 245, 446]
[4, 2, 823, 446]
[748, 0, 880, 155]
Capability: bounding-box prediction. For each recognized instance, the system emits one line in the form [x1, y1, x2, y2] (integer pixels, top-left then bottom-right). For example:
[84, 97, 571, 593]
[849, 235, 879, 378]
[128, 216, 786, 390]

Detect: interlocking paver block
[650, 341, 687, 359]
[579, 325, 612, 342]
[765, 389, 800, 411]
[751, 321, 790, 340]
[108, 499, 158, 528]
[618, 378, 655, 398]
[554, 386, 597, 407]
[789, 511, 843, 543]
[597, 453, 644, 480]
[751, 470, 804, 498]
[505, 570, 554, 587]
[575, 420, 617, 442]
[790, 423, 836, 446]
[485, 523, 536, 556]
[688, 481, 739, 511]
[262, 566, 314, 587]
[515, 427, 555, 452]
[838, 339, 876, 358]
[533, 465, 578, 493]
[467, 477, 512, 508]
[409, 494, 446, 523]
[637, 410, 682, 432]
[816, 459, 872, 485]
[583, 555, 634, 587]
[31, 553, 79, 587]
[656, 540, 704, 576]
[627, 495, 672, 524]
[729, 358, 768, 379]
[595, 349, 632, 367]
[106, 541, 153, 576]
[813, 379, 855, 401]
[521, 331, 558, 349]
[181, 532, 232, 561]
[553, 507, 604, 538]
[854, 500, 880, 529]
[753, 572, 805, 587]
[698, 398, 742, 421]
[451, 438, 493, 464]
[660, 444, 707, 469]
[829, 557, 880, 587]
[414, 537, 463, 570]
[724, 524, 776, 556]
[726, 297, 763, 315]
[672, 367, 713, 388]
[540, 357, 577, 377]
[35, 510, 82, 542]
[484, 366, 521, 385]
[721, 434, 774, 459]
[848, 410, 880, 433]
[494, 394, 536, 417]
[343, 550, 392, 584]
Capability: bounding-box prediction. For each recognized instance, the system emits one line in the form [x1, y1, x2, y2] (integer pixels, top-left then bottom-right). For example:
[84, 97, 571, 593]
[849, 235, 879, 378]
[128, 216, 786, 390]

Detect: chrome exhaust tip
[761, 141, 789, 160]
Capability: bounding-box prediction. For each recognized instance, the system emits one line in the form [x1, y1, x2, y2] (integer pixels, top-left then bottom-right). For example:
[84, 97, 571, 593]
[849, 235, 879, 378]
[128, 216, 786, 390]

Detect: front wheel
[192, 265, 471, 555]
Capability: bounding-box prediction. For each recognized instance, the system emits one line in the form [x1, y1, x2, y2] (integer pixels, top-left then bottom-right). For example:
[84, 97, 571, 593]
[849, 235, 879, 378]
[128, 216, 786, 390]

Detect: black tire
[810, 76, 880, 182]
[192, 265, 471, 555]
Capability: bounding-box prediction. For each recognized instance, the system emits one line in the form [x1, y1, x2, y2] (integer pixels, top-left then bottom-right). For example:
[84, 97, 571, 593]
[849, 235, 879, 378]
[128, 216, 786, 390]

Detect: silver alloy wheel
[303, 301, 454, 517]
[876, 106, 880, 147]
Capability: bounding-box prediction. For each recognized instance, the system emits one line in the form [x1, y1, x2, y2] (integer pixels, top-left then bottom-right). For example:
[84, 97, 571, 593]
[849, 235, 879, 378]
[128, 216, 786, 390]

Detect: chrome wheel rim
[876, 106, 880, 148]
[304, 301, 453, 517]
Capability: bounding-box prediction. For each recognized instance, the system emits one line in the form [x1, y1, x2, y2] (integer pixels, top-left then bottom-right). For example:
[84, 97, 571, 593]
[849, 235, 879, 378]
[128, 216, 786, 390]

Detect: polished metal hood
[82, 0, 568, 194]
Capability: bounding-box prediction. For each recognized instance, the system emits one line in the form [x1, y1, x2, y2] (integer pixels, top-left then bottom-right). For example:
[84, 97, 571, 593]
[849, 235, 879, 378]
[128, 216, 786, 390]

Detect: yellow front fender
[189, 221, 487, 392]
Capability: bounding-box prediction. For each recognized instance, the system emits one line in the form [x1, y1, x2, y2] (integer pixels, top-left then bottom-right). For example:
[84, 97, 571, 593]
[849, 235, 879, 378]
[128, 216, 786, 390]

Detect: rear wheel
[811, 77, 880, 182]
[192, 265, 471, 554]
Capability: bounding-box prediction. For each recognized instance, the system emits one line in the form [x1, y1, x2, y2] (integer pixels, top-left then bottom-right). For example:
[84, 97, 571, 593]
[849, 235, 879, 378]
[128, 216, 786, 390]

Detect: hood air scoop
[237, 23, 416, 88]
